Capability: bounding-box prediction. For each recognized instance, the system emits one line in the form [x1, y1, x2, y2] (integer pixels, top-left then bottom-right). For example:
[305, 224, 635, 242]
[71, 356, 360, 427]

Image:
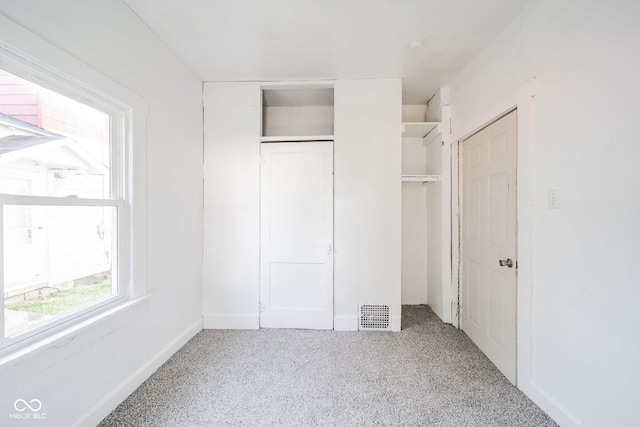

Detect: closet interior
[401, 89, 452, 322]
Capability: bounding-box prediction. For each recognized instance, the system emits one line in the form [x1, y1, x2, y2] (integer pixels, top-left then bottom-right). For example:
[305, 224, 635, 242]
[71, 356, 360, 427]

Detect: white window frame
[0, 43, 140, 354]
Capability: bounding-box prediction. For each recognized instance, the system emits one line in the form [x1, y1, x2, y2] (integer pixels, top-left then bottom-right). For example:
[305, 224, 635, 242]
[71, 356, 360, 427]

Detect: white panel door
[260, 141, 333, 329]
[462, 110, 517, 384]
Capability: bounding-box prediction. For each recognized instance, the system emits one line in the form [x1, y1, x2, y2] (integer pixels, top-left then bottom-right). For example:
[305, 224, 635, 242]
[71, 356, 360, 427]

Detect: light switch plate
[548, 189, 560, 209]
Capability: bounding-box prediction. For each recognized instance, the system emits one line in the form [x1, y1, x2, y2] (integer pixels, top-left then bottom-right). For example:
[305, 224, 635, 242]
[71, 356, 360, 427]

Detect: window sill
[0, 295, 150, 370]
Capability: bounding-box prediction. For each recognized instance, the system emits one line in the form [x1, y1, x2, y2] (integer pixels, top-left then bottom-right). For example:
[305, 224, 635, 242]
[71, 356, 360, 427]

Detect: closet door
[260, 141, 334, 329]
[461, 110, 517, 384]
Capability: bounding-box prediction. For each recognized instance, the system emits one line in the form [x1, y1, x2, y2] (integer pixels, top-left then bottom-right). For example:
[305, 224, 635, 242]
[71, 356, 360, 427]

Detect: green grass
[6, 281, 112, 316]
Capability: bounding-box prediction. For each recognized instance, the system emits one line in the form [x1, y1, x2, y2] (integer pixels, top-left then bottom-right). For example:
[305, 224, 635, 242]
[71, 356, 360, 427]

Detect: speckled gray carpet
[99, 305, 556, 426]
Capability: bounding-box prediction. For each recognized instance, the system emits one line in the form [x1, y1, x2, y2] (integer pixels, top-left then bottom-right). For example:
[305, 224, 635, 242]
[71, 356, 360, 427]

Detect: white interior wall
[0, 2, 203, 425]
[202, 82, 261, 329]
[402, 105, 427, 122]
[425, 91, 443, 122]
[450, 1, 640, 425]
[334, 79, 402, 331]
[424, 134, 443, 316]
[263, 105, 334, 136]
[402, 137, 429, 175]
[401, 136, 428, 304]
[203, 79, 402, 331]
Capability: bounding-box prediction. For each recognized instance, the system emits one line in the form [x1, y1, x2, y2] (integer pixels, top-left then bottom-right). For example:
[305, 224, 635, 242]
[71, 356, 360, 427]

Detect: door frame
[450, 78, 536, 390]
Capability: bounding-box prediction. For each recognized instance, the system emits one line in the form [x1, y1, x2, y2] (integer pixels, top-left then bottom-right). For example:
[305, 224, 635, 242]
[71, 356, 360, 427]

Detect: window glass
[0, 69, 111, 199]
[0, 65, 123, 344]
[4, 205, 116, 337]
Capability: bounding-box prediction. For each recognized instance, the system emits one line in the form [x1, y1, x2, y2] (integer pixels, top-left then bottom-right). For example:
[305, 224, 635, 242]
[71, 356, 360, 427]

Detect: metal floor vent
[359, 304, 390, 330]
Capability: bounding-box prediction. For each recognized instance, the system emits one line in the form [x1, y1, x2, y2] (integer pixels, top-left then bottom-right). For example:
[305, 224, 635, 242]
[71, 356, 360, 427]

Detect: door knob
[499, 259, 514, 268]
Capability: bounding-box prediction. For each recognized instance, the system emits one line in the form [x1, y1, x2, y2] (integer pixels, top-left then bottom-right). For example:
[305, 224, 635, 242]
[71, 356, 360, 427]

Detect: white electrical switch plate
[548, 189, 560, 209]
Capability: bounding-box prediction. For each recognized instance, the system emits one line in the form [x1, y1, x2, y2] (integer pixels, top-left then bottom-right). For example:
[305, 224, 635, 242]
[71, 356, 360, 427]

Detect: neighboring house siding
[0, 161, 45, 289]
[1, 119, 111, 295]
[0, 69, 109, 147]
[0, 70, 40, 126]
[40, 93, 109, 145]
[48, 204, 111, 286]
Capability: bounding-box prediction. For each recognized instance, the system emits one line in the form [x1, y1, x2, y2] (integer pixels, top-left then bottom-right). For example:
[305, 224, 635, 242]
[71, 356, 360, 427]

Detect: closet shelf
[261, 135, 334, 142]
[402, 122, 440, 138]
[402, 175, 441, 183]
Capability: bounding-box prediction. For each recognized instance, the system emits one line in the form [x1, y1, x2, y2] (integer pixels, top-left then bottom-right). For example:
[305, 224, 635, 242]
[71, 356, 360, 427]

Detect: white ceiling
[123, 0, 529, 104]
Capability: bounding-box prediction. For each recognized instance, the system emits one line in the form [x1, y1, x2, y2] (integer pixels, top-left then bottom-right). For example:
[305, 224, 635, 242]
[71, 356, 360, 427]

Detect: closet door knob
[499, 259, 514, 268]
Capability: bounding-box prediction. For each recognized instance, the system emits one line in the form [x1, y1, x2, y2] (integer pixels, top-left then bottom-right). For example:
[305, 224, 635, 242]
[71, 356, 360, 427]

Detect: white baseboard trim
[391, 315, 401, 332]
[72, 318, 203, 427]
[203, 314, 259, 330]
[334, 315, 358, 331]
[521, 380, 583, 427]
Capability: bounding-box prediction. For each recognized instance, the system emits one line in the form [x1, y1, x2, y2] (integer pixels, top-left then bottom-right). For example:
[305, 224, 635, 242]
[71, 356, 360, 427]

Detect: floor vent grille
[359, 304, 390, 330]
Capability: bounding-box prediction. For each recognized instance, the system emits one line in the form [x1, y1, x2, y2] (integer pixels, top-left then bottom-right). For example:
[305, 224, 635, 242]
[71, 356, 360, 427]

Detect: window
[0, 52, 130, 350]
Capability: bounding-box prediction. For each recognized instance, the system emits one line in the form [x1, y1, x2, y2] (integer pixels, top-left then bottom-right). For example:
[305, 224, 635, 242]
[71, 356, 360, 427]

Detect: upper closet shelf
[402, 122, 440, 138]
[261, 135, 334, 142]
[402, 175, 441, 183]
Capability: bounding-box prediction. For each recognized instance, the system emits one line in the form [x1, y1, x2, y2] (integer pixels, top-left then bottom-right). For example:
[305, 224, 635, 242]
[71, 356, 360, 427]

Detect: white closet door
[462, 110, 517, 384]
[260, 141, 333, 329]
